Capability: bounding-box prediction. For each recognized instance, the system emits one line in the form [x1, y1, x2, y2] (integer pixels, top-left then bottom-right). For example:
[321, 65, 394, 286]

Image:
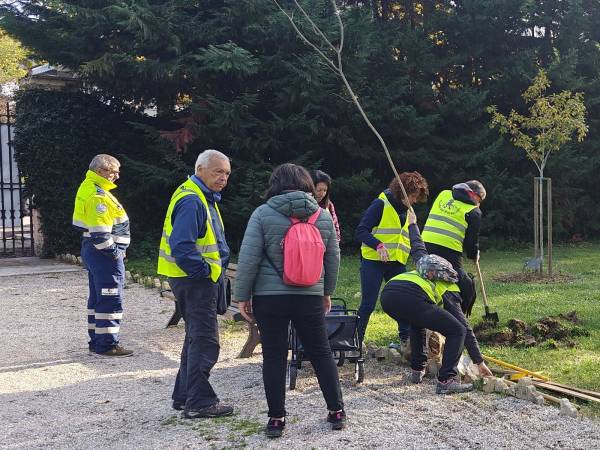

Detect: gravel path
[1, 269, 599, 449]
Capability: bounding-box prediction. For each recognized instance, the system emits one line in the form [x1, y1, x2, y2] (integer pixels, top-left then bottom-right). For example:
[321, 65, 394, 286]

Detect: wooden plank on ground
[533, 381, 600, 404]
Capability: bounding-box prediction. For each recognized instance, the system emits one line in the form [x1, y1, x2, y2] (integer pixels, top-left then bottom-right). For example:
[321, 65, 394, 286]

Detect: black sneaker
[327, 410, 346, 430]
[410, 369, 426, 384]
[183, 402, 234, 419]
[265, 418, 285, 438]
[436, 378, 473, 394]
[97, 346, 134, 357]
[172, 400, 185, 411]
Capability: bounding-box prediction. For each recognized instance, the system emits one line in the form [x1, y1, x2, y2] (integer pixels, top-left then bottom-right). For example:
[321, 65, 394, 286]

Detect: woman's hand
[237, 300, 255, 323]
[478, 361, 493, 377]
[407, 209, 417, 225]
[376, 244, 390, 262]
[323, 295, 332, 314]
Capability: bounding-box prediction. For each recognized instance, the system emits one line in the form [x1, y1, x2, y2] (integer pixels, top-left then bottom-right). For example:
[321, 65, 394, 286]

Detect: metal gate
[1, 102, 34, 257]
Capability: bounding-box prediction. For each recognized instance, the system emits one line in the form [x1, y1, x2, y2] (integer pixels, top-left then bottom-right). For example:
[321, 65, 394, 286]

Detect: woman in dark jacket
[312, 170, 341, 241]
[355, 171, 429, 345]
[234, 163, 345, 438]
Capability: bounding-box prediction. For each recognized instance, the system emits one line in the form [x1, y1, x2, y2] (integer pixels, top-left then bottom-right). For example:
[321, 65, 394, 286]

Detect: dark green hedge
[14, 89, 185, 257]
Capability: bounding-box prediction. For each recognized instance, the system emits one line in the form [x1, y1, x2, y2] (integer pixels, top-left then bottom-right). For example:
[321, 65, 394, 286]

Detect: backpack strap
[290, 208, 321, 225]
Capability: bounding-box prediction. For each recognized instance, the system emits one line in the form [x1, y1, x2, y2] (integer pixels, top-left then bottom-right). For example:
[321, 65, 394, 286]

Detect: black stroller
[287, 298, 364, 390]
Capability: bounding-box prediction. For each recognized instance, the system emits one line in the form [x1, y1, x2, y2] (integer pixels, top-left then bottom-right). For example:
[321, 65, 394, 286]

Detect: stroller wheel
[355, 361, 365, 383]
[287, 361, 298, 390]
[336, 351, 345, 367]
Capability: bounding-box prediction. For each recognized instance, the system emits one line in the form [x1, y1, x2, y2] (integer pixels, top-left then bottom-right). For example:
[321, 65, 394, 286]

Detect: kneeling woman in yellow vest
[355, 172, 429, 345]
[380, 211, 492, 394]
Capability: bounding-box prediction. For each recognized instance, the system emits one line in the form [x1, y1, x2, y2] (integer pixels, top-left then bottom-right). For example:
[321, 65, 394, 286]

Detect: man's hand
[376, 244, 390, 262]
[478, 361, 493, 377]
[237, 301, 254, 323]
[323, 295, 332, 314]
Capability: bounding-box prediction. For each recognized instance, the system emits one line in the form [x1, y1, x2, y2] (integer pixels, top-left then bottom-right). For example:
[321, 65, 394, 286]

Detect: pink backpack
[281, 209, 326, 286]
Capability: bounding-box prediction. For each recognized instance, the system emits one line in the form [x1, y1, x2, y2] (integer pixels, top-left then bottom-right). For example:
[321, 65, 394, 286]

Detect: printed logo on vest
[438, 198, 459, 214]
[96, 204, 108, 214]
[101, 288, 119, 296]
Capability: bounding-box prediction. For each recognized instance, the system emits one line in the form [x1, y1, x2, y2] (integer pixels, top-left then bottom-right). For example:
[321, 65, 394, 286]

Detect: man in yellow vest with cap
[422, 180, 486, 315]
[158, 149, 233, 419]
[73, 154, 132, 357]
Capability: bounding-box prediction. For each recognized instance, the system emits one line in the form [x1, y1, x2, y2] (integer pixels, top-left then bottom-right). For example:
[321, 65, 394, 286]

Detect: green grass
[129, 243, 600, 392]
[337, 244, 600, 393]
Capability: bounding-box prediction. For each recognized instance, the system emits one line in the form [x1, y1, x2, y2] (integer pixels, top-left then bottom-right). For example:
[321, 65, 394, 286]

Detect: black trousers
[380, 283, 466, 381]
[252, 295, 344, 418]
[169, 277, 220, 410]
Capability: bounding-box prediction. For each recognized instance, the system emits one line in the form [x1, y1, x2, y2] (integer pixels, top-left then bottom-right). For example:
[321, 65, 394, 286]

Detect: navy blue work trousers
[169, 277, 220, 410]
[81, 239, 125, 353]
[358, 258, 410, 343]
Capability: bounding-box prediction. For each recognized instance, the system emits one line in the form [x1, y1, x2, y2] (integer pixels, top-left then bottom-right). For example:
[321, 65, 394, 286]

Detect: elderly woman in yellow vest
[422, 180, 486, 315]
[354, 172, 429, 345]
[380, 210, 493, 394]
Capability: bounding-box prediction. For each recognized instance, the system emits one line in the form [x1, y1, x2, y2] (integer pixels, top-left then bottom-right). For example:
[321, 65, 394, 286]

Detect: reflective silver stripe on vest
[112, 235, 131, 244]
[371, 227, 409, 238]
[83, 232, 91, 237]
[162, 230, 169, 239]
[196, 243, 220, 254]
[203, 256, 222, 266]
[382, 243, 411, 253]
[422, 226, 464, 243]
[113, 215, 129, 224]
[427, 214, 467, 232]
[73, 219, 88, 229]
[159, 249, 176, 263]
[88, 225, 112, 233]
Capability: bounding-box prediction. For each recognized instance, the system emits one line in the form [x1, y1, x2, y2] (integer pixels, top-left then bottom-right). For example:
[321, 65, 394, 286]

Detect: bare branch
[272, 0, 339, 73]
[293, 0, 337, 53]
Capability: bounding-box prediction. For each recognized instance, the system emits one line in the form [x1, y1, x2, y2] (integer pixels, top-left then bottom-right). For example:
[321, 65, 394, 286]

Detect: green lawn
[127, 243, 600, 392]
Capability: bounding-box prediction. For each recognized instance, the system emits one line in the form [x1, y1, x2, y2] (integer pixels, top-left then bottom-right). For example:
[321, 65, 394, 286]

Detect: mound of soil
[474, 310, 588, 348]
[493, 272, 575, 283]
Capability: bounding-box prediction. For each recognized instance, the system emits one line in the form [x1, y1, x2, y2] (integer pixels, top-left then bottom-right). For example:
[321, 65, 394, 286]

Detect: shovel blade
[483, 311, 500, 324]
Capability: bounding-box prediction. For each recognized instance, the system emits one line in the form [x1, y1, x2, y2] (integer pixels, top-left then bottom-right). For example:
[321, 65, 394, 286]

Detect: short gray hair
[89, 154, 119, 171]
[195, 149, 229, 172]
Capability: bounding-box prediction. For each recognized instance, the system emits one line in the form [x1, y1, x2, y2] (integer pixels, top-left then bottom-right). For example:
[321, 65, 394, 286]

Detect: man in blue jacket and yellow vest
[158, 149, 233, 419]
[422, 181, 486, 314]
[73, 154, 132, 357]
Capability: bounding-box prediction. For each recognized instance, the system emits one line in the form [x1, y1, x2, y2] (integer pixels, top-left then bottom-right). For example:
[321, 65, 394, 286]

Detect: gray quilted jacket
[233, 191, 340, 300]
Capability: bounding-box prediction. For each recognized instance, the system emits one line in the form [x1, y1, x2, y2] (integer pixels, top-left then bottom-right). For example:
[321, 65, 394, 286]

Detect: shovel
[475, 260, 499, 324]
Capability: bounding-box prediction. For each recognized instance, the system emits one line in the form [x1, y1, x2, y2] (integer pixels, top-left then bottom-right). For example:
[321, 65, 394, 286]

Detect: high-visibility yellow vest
[422, 190, 477, 253]
[387, 270, 460, 304]
[72, 170, 130, 249]
[157, 178, 223, 282]
[361, 192, 410, 264]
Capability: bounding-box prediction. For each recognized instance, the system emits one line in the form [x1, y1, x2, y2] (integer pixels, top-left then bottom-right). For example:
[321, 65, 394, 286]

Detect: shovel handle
[475, 260, 491, 311]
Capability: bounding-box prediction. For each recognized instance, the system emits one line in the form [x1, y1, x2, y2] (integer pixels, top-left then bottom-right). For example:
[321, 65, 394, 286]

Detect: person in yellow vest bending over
[72, 154, 132, 357]
[380, 210, 493, 394]
[157, 149, 233, 419]
[354, 172, 429, 345]
[422, 181, 486, 315]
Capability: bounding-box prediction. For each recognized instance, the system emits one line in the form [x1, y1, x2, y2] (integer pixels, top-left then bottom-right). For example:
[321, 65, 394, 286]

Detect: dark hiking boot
[97, 346, 134, 357]
[327, 410, 346, 430]
[410, 369, 426, 384]
[265, 418, 285, 438]
[172, 401, 185, 411]
[436, 378, 473, 395]
[183, 403, 233, 419]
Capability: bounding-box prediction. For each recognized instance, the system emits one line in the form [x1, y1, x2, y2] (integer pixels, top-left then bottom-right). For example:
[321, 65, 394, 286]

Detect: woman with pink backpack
[234, 163, 345, 438]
